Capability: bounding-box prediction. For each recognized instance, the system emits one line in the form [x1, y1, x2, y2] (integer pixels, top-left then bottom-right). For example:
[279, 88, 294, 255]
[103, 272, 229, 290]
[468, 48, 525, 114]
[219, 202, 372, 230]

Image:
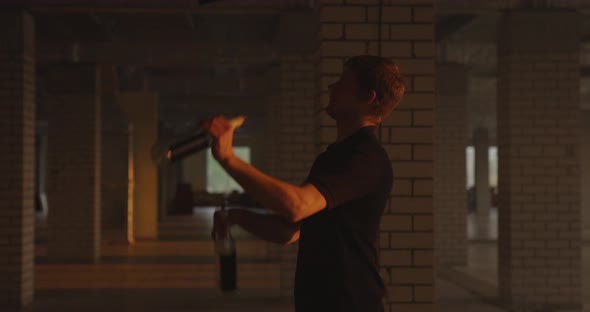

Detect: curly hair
[344, 55, 405, 119]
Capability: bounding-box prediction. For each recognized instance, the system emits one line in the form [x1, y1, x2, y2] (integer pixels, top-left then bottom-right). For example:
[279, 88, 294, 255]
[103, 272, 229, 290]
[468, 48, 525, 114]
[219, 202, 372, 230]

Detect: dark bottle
[213, 205, 238, 293]
[153, 116, 246, 164]
[166, 131, 210, 163]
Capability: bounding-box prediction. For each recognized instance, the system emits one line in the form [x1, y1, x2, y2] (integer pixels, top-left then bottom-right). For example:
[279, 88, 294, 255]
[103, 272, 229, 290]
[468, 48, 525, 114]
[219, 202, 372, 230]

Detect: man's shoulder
[353, 139, 390, 163]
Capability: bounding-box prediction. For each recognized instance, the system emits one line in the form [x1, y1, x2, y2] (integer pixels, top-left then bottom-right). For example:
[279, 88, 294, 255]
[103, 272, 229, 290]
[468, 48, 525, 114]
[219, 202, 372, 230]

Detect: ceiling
[9, 0, 590, 142]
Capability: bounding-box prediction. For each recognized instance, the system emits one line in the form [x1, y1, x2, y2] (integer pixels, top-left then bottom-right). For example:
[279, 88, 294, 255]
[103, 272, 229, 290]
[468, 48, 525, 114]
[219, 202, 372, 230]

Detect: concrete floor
[23, 278, 508, 312]
[26, 207, 509, 312]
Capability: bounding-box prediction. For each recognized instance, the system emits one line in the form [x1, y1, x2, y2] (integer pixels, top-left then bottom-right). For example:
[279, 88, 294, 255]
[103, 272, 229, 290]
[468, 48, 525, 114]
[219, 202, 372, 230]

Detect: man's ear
[367, 90, 377, 105]
[366, 90, 382, 119]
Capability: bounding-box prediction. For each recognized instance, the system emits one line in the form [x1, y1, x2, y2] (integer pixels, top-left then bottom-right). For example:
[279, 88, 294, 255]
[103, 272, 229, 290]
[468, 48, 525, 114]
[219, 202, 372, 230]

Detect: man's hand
[201, 115, 246, 164]
[200, 114, 326, 224]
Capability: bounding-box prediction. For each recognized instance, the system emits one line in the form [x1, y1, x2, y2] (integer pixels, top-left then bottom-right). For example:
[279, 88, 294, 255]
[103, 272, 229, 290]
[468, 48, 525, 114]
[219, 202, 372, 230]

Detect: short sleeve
[305, 148, 388, 210]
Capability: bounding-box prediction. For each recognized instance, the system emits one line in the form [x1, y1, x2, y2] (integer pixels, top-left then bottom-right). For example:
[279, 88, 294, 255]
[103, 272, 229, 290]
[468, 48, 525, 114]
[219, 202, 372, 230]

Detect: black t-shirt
[295, 126, 393, 312]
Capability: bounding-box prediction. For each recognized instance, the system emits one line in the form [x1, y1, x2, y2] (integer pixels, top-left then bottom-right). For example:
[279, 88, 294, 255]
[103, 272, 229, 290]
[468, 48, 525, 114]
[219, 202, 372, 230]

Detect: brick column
[46, 65, 102, 263]
[0, 10, 35, 308]
[434, 63, 468, 269]
[497, 11, 581, 310]
[582, 110, 590, 242]
[319, 1, 435, 310]
[474, 127, 491, 217]
[99, 65, 131, 243]
[267, 55, 316, 297]
[120, 92, 158, 240]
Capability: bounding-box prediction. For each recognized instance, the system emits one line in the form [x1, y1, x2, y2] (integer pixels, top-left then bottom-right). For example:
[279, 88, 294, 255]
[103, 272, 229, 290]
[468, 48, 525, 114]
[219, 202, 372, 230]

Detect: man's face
[326, 68, 365, 120]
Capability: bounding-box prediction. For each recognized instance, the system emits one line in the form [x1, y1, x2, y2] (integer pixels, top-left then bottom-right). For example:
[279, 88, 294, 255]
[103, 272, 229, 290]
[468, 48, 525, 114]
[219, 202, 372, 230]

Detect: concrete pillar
[497, 11, 581, 310]
[46, 64, 102, 263]
[99, 65, 131, 243]
[434, 63, 468, 269]
[120, 92, 158, 240]
[474, 127, 491, 217]
[318, 1, 435, 309]
[0, 10, 35, 309]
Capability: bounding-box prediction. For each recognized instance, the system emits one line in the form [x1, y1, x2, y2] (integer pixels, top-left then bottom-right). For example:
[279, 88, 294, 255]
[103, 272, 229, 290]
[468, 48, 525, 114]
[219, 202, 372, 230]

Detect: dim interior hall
[1, 0, 589, 311]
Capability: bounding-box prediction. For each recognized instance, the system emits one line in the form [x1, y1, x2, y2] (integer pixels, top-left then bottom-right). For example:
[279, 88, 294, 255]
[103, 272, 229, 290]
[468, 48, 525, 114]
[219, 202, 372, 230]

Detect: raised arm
[220, 156, 325, 222]
[202, 116, 326, 222]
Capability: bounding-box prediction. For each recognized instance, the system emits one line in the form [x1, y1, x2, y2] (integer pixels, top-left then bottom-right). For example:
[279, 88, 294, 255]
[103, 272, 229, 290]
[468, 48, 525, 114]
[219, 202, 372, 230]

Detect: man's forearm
[228, 209, 299, 245]
[220, 155, 302, 221]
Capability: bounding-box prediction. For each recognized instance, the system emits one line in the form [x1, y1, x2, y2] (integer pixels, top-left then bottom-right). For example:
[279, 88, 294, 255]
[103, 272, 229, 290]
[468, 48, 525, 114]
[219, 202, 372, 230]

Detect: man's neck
[335, 118, 378, 142]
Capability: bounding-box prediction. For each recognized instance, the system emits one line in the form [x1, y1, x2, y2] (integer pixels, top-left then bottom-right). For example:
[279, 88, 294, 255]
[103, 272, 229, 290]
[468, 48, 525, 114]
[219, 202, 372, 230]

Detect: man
[203, 55, 405, 312]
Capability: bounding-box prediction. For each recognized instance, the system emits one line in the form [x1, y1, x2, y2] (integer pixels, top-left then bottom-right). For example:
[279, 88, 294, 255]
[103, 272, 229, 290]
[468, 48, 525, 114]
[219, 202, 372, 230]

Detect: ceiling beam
[185, 13, 196, 30]
[30, 7, 280, 14]
[38, 42, 278, 66]
[436, 0, 590, 15]
[158, 95, 268, 124]
[87, 12, 115, 40]
[26, 0, 304, 15]
[147, 76, 273, 97]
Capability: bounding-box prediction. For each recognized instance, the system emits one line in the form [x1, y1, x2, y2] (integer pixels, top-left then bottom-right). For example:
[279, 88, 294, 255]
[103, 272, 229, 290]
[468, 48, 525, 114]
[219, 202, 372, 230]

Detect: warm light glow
[127, 126, 135, 244]
[166, 150, 172, 159]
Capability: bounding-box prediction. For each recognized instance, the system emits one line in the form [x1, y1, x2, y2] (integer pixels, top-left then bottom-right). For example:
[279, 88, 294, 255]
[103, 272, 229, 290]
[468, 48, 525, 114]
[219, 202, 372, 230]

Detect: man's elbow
[284, 183, 326, 223]
[281, 230, 300, 246]
[283, 198, 305, 223]
[269, 228, 299, 246]
[277, 213, 301, 245]
[288, 203, 313, 223]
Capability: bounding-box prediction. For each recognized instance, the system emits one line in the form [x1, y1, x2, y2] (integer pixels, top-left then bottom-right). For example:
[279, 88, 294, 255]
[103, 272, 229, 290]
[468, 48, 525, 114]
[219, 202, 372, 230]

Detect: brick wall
[434, 64, 468, 269]
[45, 65, 102, 263]
[0, 10, 35, 308]
[583, 110, 590, 312]
[497, 11, 581, 309]
[318, 1, 435, 311]
[581, 110, 590, 242]
[267, 55, 317, 297]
